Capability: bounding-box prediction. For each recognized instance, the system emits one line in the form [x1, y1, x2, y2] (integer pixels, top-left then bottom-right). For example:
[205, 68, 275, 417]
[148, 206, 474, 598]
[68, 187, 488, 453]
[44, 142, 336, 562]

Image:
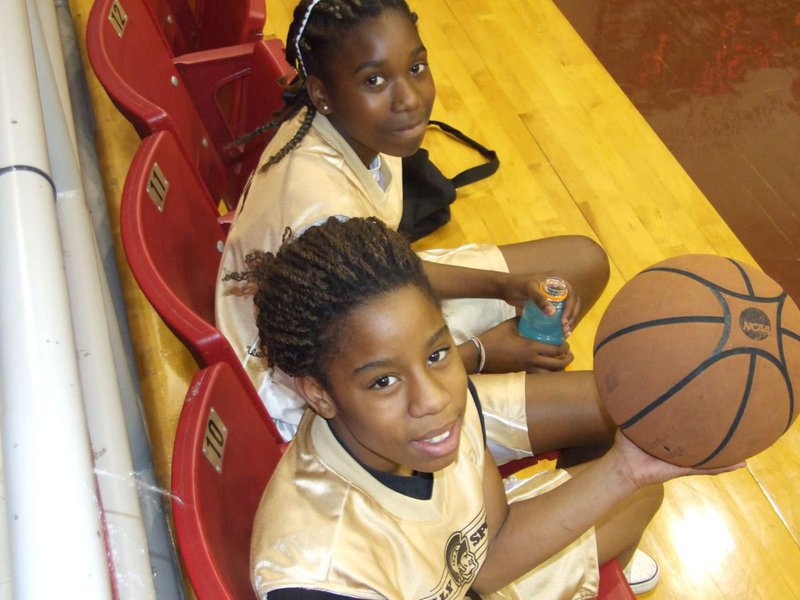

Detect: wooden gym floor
[554, 0, 800, 312]
[69, 0, 800, 597]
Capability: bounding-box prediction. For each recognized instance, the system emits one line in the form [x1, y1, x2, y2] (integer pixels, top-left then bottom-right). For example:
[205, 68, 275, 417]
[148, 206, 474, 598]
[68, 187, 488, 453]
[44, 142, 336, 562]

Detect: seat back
[497, 452, 560, 479]
[172, 362, 285, 600]
[87, 0, 292, 208]
[120, 130, 231, 366]
[232, 40, 296, 190]
[145, 0, 265, 56]
[87, 0, 234, 206]
[598, 560, 636, 600]
[174, 38, 294, 200]
[194, 0, 266, 52]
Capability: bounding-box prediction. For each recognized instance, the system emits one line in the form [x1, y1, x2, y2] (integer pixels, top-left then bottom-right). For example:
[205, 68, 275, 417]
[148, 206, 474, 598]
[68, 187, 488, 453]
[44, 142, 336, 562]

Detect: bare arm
[423, 261, 578, 372]
[473, 432, 743, 593]
[421, 261, 508, 301]
[421, 260, 580, 325]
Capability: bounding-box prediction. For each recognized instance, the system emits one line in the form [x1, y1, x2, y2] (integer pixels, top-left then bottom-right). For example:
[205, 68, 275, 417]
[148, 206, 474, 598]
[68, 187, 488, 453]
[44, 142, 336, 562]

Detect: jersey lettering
[423, 508, 488, 600]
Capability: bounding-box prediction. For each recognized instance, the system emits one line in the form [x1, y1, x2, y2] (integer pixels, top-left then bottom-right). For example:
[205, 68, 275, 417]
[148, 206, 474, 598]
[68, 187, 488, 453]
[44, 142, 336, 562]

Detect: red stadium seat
[121, 126, 283, 425]
[172, 362, 286, 600]
[120, 130, 235, 365]
[144, 0, 265, 56]
[599, 559, 637, 599]
[87, 0, 229, 207]
[87, 0, 292, 208]
[174, 39, 293, 202]
[497, 452, 561, 479]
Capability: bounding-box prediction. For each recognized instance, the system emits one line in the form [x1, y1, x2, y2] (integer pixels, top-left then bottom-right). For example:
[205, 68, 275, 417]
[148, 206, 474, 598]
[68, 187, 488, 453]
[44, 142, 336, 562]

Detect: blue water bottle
[518, 276, 568, 345]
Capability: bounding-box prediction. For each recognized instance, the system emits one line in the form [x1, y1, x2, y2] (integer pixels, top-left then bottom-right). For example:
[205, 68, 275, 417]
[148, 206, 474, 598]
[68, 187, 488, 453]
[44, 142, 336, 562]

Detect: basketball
[593, 254, 800, 468]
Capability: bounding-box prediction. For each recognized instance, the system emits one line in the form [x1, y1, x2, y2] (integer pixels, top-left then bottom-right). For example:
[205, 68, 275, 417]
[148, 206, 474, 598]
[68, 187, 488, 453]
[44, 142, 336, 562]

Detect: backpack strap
[428, 120, 500, 187]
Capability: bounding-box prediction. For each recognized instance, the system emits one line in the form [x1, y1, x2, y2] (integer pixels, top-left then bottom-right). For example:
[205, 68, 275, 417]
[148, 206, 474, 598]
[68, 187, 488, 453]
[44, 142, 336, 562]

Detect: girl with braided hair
[217, 0, 613, 468]
[248, 217, 742, 599]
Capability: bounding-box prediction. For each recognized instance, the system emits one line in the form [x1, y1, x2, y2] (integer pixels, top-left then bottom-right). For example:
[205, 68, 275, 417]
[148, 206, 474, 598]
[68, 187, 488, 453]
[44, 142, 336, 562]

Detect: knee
[572, 236, 610, 284]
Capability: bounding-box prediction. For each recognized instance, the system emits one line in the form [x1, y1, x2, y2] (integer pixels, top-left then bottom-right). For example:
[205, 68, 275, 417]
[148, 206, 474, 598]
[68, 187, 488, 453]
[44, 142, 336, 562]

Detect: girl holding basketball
[248, 216, 742, 599]
[217, 0, 612, 468]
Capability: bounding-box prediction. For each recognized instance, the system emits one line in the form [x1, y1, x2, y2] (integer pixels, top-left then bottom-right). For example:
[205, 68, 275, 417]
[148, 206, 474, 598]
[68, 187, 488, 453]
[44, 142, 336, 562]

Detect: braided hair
[247, 217, 437, 386]
[238, 0, 418, 172]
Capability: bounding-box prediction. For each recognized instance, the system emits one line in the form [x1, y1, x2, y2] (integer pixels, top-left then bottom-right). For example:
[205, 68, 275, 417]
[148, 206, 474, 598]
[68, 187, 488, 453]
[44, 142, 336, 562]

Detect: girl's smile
[410, 419, 462, 459]
[389, 118, 429, 143]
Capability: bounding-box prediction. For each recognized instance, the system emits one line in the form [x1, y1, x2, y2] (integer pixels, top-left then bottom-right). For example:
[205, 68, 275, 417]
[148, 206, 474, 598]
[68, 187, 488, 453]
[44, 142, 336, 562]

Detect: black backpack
[399, 120, 499, 242]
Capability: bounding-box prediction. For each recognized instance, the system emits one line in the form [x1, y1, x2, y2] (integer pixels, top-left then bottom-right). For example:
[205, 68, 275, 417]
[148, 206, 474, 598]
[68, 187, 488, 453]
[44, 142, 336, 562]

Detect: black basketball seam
[711, 288, 732, 354]
[694, 353, 756, 467]
[642, 266, 783, 304]
[776, 295, 795, 429]
[727, 257, 756, 296]
[784, 329, 800, 343]
[619, 347, 791, 431]
[593, 316, 726, 355]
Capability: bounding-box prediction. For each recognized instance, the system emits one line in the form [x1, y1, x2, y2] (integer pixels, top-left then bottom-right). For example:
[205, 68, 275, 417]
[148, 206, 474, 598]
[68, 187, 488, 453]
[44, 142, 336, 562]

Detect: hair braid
[248, 217, 437, 385]
[258, 105, 316, 172]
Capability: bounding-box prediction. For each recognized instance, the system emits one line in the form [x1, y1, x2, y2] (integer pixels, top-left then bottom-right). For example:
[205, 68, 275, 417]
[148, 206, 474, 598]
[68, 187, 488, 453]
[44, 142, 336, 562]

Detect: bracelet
[469, 336, 486, 374]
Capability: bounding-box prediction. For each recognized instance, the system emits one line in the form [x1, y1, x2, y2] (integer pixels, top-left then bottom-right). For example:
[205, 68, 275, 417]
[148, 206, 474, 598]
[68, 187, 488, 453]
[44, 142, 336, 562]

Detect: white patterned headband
[295, 0, 324, 78]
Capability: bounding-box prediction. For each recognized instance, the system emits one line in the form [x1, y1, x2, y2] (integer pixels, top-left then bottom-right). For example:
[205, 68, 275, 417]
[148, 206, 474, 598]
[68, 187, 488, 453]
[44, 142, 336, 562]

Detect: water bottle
[518, 276, 568, 345]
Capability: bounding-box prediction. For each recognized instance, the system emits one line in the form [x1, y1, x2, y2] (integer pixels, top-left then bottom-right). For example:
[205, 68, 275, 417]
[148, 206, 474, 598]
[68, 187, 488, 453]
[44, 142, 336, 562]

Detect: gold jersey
[250, 389, 598, 599]
[251, 389, 487, 599]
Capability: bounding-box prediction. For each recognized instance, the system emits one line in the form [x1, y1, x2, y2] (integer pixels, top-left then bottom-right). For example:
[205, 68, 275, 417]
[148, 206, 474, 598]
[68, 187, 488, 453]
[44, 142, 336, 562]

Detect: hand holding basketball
[610, 430, 745, 490]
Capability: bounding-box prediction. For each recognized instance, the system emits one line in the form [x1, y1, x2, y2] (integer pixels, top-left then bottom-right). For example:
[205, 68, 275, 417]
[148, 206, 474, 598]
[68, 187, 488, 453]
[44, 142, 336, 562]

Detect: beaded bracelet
[469, 336, 486, 374]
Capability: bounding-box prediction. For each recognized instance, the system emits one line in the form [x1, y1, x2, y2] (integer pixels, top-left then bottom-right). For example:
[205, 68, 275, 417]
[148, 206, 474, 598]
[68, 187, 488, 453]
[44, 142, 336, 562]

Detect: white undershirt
[368, 155, 386, 190]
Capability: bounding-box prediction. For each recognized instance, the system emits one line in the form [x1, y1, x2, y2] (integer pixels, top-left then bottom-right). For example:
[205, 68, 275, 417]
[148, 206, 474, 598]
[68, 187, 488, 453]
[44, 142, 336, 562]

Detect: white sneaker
[623, 549, 660, 595]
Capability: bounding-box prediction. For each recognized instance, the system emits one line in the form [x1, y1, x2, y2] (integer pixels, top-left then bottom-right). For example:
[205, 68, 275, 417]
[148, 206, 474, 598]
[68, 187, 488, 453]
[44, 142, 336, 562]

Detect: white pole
[0, 0, 112, 597]
[0, 427, 11, 599]
[53, 2, 186, 595]
[26, 0, 157, 596]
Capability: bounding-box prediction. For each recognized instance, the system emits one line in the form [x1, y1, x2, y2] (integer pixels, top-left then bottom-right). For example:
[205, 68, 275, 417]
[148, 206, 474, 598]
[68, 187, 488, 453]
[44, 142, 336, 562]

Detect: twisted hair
[247, 217, 437, 385]
[237, 0, 418, 172]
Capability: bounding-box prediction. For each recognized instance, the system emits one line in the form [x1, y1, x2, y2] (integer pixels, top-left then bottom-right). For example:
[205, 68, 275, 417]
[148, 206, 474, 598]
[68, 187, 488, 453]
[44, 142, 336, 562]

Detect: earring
[321, 104, 329, 113]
